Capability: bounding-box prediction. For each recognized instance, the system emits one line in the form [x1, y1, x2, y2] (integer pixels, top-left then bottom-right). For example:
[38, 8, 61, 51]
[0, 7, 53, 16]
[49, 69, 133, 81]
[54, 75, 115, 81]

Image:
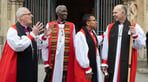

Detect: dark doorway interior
[24, 0, 122, 34]
[56, 0, 94, 32]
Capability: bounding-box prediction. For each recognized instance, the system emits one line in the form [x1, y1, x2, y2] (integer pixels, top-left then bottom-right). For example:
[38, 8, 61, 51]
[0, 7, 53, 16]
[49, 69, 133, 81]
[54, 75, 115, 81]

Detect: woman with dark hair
[74, 14, 103, 82]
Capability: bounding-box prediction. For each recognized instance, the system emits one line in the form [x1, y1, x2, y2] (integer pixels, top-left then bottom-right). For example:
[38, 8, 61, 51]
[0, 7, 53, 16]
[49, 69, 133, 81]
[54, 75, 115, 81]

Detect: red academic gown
[74, 28, 100, 82]
[0, 23, 36, 82]
[0, 41, 17, 82]
[74, 29, 91, 82]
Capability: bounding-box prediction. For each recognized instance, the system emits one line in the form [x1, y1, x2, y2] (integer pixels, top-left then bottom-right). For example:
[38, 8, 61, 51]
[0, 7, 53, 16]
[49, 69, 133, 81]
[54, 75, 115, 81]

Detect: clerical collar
[57, 21, 65, 24]
[21, 24, 29, 32]
[20, 24, 28, 29]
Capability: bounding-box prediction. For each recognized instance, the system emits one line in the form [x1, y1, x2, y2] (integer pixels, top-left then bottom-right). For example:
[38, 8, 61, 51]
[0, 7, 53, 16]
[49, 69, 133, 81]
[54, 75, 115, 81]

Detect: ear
[86, 21, 90, 26]
[19, 16, 22, 20]
[122, 10, 125, 14]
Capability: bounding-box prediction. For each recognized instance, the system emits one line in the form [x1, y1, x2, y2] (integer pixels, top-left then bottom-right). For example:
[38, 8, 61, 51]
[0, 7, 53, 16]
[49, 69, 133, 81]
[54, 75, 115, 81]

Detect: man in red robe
[0, 7, 45, 82]
[40, 5, 75, 82]
[101, 4, 146, 82]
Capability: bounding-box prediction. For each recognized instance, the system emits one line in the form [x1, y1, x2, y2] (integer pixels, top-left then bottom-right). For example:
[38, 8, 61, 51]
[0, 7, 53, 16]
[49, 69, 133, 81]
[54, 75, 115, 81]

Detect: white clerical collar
[57, 21, 65, 24]
[21, 24, 28, 29]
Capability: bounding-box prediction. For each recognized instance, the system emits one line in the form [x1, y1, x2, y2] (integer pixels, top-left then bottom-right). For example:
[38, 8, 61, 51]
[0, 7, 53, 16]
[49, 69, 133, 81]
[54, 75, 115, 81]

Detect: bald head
[114, 4, 127, 15]
[113, 4, 127, 23]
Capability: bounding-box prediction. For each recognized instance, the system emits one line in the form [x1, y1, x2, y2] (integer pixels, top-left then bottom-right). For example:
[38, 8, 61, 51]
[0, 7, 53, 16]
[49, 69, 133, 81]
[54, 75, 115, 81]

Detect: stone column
[144, 0, 148, 32]
[123, 0, 147, 61]
[143, 0, 148, 64]
[0, 0, 8, 58]
[8, 1, 24, 26]
[0, 0, 24, 58]
[136, 0, 144, 30]
[136, 0, 147, 61]
[0, 0, 8, 38]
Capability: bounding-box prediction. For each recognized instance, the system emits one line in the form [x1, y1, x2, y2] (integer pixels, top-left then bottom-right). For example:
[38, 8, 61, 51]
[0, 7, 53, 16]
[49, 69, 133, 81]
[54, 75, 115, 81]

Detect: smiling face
[87, 16, 97, 30]
[57, 7, 68, 21]
[112, 5, 126, 23]
[19, 8, 33, 26]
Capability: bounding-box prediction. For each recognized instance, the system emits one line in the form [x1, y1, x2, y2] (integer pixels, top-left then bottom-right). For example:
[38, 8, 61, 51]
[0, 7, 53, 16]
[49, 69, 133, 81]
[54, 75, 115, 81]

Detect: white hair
[16, 7, 27, 20]
[56, 5, 67, 13]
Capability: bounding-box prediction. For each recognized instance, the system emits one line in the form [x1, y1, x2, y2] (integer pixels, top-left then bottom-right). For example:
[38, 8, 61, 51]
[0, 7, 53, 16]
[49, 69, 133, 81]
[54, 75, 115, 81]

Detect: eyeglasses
[88, 20, 97, 22]
[22, 13, 32, 16]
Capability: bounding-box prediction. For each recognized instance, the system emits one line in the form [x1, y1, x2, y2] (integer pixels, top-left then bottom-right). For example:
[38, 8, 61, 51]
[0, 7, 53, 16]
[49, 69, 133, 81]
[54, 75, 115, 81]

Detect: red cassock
[74, 58, 91, 82]
[0, 41, 17, 82]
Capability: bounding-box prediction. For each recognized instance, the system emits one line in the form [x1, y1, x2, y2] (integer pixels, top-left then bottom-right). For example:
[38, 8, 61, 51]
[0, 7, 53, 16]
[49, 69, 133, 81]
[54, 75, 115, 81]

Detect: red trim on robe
[102, 34, 104, 38]
[85, 66, 91, 71]
[133, 35, 138, 39]
[44, 61, 49, 65]
[107, 23, 115, 43]
[42, 35, 47, 40]
[102, 60, 108, 64]
[117, 50, 121, 82]
[28, 34, 34, 40]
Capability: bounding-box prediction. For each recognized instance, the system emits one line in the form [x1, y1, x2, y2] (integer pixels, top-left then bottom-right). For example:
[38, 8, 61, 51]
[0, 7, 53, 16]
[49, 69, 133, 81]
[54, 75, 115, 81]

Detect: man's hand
[45, 67, 50, 74]
[44, 25, 53, 37]
[101, 66, 107, 72]
[32, 22, 44, 36]
[129, 26, 136, 35]
[101, 66, 109, 79]
[86, 72, 93, 80]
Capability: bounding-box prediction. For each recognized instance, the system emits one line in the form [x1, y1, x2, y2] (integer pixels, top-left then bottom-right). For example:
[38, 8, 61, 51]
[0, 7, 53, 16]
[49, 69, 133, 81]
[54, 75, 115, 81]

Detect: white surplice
[74, 30, 104, 82]
[101, 23, 146, 82]
[39, 23, 75, 82]
[7, 26, 43, 52]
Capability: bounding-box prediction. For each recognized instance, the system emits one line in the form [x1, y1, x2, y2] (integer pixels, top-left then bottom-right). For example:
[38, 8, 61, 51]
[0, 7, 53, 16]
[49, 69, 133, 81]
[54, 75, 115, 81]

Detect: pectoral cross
[61, 30, 64, 36]
[59, 30, 64, 43]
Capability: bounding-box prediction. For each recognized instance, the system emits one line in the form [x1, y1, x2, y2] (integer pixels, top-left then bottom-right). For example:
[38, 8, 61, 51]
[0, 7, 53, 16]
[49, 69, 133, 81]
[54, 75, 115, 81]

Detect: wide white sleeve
[36, 34, 49, 49]
[97, 35, 104, 45]
[39, 23, 50, 67]
[101, 26, 109, 66]
[132, 24, 146, 49]
[7, 27, 32, 52]
[36, 34, 44, 49]
[41, 45, 49, 68]
[41, 46, 49, 61]
[74, 32, 90, 69]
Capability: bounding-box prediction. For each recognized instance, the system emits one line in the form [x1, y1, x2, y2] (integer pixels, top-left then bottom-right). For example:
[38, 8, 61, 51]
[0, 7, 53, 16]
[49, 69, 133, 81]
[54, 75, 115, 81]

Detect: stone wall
[124, 0, 147, 61]
[144, 0, 148, 31]
[0, 0, 24, 58]
[0, 0, 8, 58]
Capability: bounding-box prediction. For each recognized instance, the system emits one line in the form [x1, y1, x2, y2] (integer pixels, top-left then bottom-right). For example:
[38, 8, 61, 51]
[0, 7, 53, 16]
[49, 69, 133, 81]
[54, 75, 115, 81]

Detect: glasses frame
[22, 13, 32, 16]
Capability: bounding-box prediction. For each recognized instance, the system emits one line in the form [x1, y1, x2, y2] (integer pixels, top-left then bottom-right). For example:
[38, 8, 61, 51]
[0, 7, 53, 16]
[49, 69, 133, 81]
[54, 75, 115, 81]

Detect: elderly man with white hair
[0, 7, 52, 82]
[40, 5, 76, 82]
